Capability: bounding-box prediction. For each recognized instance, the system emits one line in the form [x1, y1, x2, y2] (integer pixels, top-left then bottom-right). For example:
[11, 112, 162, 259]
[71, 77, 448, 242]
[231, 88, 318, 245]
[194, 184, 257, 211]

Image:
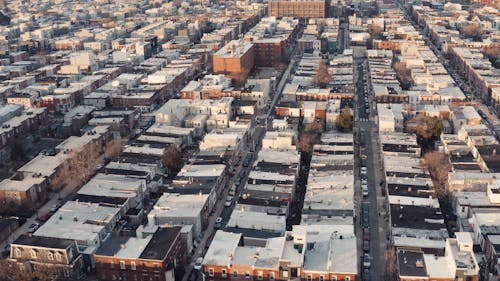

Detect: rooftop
[13, 234, 74, 250]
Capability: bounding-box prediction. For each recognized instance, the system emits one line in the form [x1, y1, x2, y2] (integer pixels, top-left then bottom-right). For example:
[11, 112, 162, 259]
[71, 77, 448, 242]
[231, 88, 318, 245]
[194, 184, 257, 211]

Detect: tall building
[213, 40, 255, 83]
[268, 0, 328, 18]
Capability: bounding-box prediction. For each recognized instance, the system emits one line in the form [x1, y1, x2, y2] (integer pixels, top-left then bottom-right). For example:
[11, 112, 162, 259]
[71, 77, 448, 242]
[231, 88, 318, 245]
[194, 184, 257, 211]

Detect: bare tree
[406, 115, 443, 140]
[297, 132, 320, 153]
[232, 67, 251, 87]
[483, 46, 500, 60]
[104, 139, 126, 160]
[367, 24, 383, 40]
[162, 145, 183, 178]
[313, 60, 330, 88]
[421, 151, 451, 200]
[393, 61, 412, 90]
[460, 23, 482, 40]
[384, 248, 398, 281]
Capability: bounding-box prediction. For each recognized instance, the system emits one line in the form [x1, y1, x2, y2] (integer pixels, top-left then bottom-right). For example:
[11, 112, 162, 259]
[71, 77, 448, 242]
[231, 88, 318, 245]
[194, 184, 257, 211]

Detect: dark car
[363, 240, 370, 252]
[363, 269, 370, 281]
[38, 213, 52, 222]
[363, 215, 369, 228]
[363, 228, 370, 241]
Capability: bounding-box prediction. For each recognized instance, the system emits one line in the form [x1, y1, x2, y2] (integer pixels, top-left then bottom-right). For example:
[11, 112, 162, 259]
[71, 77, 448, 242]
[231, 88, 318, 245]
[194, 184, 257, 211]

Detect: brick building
[252, 39, 288, 67]
[94, 227, 187, 281]
[9, 235, 85, 279]
[268, 0, 328, 18]
[213, 40, 255, 83]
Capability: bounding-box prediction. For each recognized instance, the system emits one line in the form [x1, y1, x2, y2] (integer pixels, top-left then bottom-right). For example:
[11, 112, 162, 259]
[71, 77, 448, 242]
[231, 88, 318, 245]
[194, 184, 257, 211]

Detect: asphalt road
[354, 58, 390, 281]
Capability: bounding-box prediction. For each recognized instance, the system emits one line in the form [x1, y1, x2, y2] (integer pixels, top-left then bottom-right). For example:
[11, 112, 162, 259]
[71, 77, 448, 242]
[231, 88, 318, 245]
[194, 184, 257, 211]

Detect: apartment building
[213, 40, 255, 83]
[268, 0, 328, 18]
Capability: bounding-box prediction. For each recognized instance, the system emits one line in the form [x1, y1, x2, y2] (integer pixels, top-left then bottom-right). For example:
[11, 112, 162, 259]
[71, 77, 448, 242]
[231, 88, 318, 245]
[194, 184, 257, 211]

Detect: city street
[353, 58, 390, 281]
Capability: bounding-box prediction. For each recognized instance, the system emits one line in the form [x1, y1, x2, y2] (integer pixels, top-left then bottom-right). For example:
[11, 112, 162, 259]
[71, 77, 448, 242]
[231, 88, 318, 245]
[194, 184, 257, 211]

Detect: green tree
[336, 106, 353, 132]
[162, 145, 183, 178]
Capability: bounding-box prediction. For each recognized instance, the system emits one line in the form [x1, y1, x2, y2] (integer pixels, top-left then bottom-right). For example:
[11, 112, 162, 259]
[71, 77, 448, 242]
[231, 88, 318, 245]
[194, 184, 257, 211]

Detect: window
[47, 252, 54, 260]
[154, 264, 159, 272]
[131, 262, 136, 270]
[209, 268, 214, 277]
[120, 261, 126, 269]
[331, 277, 337, 281]
[245, 272, 250, 279]
[258, 271, 263, 280]
[222, 269, 227, 278]
[30, 250, 37, 259]
[345, 277, 350, 281]
[55, 252, 62, 261]
[110, 262, 115, 269]
[307, 275, 312, 281]
[319, 276, 324, 281]
[270, 272, 275, 281]
[14, 248, 21, 258]
[233, 271, 238, 278]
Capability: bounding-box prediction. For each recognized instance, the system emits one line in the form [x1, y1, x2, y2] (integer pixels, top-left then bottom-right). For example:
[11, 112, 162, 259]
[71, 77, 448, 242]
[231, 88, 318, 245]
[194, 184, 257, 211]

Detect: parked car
[363, 269, 371, 281]
[50, 203, 62, 213]
[38, 213, 52, 222]
[363, 253, 371, 268]
[361, 166, 367, 173]
[362, 186, 369, 197]
[28, 223, 40, 233]
[363, 216, 369, 228]
[194, 257, 203, 271]
[363, 240, 370, 252]
[224, 196, 233, 207]
[214, 217, 223, 229]
[363, 228, 370, 241]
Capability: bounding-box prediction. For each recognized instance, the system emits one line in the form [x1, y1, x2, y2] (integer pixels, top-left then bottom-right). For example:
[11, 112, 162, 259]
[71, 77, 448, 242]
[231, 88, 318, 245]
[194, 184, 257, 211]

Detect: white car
[361, 167, 367, 174]
[215, 217, 223, 229]
[28, 223, 40, 233]
[224, 196, 233, 207]
[362, 187, 369, 197]
[194, 257, 203, 271]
